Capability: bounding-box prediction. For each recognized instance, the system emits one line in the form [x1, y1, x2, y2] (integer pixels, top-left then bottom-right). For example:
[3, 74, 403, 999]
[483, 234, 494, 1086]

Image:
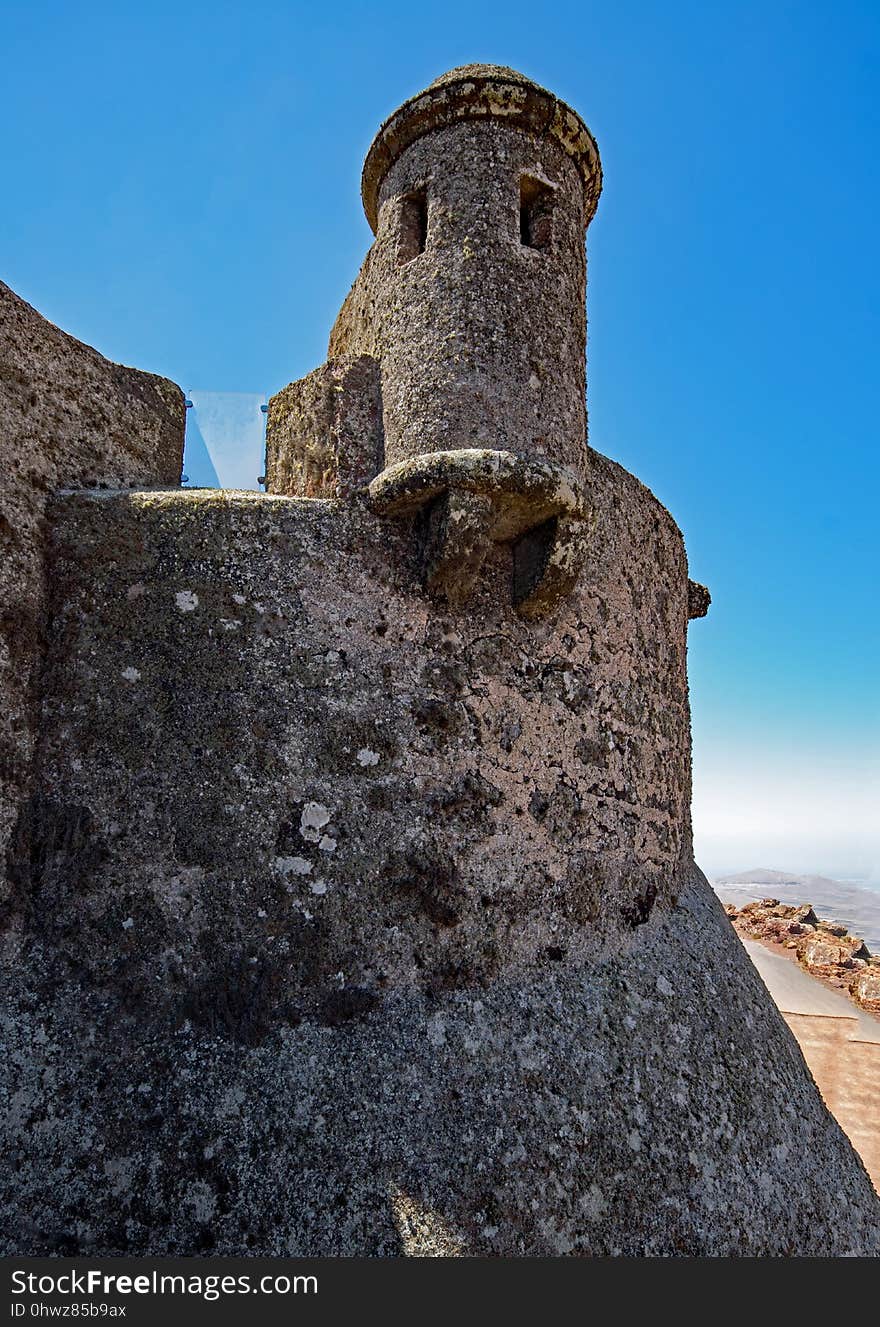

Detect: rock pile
[725, 900, 880, 1014]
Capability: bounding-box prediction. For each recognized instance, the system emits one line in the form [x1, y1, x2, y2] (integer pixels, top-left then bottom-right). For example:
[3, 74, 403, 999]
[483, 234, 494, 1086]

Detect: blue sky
[2, 1, 877, 878]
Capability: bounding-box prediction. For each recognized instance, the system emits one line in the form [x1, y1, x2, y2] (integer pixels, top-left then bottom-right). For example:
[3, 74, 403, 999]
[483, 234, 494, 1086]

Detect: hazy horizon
[701, 862, 880, 890]
[692, 744, 879, 886]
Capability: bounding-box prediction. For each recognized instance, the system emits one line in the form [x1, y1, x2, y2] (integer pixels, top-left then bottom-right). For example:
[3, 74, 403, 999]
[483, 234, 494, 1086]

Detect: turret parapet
[361, 64, 603, 234]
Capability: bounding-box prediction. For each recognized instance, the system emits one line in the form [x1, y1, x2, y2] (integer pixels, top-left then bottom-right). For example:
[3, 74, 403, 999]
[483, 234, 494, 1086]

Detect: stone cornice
[361, 64, 603, 233]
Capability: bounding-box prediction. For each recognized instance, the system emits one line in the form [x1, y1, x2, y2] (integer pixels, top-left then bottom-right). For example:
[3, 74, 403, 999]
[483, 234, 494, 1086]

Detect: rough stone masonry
[1, 65, 878, 1255]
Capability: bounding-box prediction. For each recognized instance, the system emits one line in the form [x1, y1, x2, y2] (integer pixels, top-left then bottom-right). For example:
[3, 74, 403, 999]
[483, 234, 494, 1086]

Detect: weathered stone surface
[422, 488, 495, 605]
[687, 579, 711, 619]
[265, 355, 382, 498]
[9, 456, 691, 1012]
[0, 467, 876, 1253]
[368, 449, 585, 529]
[0, 280, 184, 874]
[851, 970, 880, 1015]
[800, 938, 853, 970]
[2, 865, 877, 1256]
[513, 513, 593, 620]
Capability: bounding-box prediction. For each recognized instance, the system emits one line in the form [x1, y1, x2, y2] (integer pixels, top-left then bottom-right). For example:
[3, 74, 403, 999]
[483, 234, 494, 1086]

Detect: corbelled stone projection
[1, 66, 878, 1256]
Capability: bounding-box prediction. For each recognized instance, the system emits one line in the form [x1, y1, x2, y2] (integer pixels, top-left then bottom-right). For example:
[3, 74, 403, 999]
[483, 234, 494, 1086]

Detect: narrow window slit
[520, 176, 554, 251]
[398, 191, 427, 263]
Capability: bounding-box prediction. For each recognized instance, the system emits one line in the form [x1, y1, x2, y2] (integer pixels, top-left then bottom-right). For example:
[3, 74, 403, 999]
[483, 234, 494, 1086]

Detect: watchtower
[267, 66, 604, 611]
[356, 63, 602, 478]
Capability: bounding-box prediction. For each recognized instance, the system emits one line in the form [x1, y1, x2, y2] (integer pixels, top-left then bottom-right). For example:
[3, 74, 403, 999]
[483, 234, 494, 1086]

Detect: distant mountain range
[712, 868, 880, 951]
[716, 868, 845, 891]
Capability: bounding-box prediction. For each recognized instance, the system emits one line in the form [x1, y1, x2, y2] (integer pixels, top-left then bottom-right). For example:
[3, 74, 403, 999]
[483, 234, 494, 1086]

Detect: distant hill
[716, 868, 844, 891]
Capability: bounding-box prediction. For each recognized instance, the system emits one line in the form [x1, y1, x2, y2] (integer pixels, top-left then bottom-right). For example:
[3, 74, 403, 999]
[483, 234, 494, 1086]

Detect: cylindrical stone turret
[268, 67, 603, 612]
[332, 64, 602, 484]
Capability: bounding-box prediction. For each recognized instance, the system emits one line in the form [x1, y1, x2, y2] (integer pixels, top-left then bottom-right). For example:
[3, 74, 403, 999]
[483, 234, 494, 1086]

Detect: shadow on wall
[183, 391, 267, 490]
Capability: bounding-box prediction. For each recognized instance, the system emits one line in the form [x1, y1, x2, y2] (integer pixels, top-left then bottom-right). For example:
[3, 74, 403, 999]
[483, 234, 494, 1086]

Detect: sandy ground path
[741, 936, 880, 1042]
[740, 935, 880, 1189]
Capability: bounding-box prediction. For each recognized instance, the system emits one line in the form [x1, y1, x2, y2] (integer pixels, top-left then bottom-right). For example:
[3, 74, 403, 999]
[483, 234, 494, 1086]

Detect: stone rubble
[725, 899, 880, 1014]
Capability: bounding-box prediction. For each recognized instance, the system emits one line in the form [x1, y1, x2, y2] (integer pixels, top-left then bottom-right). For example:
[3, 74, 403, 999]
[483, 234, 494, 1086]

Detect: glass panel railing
[182, 391, 268, 490]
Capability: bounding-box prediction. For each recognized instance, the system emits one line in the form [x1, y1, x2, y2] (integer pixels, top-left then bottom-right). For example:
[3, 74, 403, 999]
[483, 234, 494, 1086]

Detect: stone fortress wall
[0, 280, 184, 878]
[23, 451, 690, 1029]
[0, 67, 878, 1255]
